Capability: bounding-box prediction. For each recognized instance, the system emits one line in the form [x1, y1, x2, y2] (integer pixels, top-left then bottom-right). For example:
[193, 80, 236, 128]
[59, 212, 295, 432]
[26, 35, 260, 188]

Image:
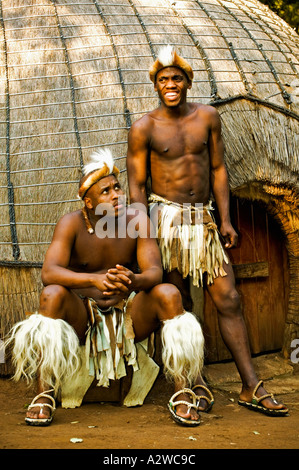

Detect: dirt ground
[0, 354, 298, 458]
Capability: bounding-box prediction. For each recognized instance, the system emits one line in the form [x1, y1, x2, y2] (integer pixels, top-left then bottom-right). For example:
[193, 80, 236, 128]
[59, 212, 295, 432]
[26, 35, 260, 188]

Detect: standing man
[126, 45, 288, 416]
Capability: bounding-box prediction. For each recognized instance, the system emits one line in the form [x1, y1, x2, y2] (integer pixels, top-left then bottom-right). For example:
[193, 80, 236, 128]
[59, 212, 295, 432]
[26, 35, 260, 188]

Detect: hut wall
[0, 0, 298, 373]
[0, 266, 42, 374]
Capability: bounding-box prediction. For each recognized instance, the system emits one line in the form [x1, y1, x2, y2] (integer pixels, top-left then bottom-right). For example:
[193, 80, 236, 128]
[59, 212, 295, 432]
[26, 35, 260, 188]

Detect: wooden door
[203, 197, 289, 363]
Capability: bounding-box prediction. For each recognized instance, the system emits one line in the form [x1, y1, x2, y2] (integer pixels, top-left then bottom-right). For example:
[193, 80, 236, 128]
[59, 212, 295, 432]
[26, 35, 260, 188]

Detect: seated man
[5, 148, 206, 428]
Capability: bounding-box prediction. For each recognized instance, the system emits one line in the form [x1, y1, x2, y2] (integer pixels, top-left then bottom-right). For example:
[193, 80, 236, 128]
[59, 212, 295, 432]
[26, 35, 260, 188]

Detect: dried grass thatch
[1, 0, 298, 372]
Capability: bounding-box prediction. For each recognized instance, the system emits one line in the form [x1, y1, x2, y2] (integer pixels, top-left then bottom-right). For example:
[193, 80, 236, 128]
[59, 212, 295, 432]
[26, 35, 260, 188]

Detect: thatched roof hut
[1, 0, 298, 373]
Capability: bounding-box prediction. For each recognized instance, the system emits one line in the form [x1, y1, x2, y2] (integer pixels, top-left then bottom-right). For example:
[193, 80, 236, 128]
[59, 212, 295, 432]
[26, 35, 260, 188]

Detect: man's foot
[238, 380, 288, 416]
[192, 384, 214, 412]
[25, 389, 56, 426]
[168, 388, 201, 427]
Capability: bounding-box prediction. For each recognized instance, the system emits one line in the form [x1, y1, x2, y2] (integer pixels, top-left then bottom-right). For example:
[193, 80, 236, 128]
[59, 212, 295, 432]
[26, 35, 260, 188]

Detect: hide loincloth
[148, 193, 229, 287]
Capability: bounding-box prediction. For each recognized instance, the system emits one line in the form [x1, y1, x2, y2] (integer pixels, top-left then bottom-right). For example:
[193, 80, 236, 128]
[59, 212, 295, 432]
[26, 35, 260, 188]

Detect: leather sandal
[25, 389, 56, 426]
[168, 388, 201, 427]
[192, 384, 214, 412]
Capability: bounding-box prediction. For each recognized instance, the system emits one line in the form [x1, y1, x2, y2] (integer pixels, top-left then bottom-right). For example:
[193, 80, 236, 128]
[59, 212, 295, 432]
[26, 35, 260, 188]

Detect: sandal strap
[27, 402, 55, 412]
[169, 400, 198, 414]
[29, 389, 56, 410]
[253, 393, 274, 405]
[192, 385, 214, 402]
[252, 380, 264, 397]
[251, 380, 277, 405]
[194, 395, 213, 405]
[169, 388, 198, 406]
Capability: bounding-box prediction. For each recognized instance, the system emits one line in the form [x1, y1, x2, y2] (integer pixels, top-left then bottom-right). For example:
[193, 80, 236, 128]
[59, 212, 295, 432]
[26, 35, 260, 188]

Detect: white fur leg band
[161, 311, 204, 387]
[6, 313, 81, 395]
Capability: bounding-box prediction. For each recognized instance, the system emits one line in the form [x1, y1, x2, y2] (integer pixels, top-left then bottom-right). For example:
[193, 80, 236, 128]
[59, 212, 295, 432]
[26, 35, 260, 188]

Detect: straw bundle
[1, 0, 298, 373]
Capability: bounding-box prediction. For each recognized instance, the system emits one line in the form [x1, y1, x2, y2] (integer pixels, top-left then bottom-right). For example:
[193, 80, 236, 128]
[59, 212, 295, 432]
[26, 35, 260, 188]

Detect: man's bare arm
[209, 107, 238, 248]
[41, 214, 108, 291]
[134, 211, 163, 289]
[127, 118, 150, 210]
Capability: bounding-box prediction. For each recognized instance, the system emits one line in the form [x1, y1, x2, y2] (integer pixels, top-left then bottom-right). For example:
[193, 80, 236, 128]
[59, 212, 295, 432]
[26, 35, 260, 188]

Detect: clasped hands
[102, 264, 135, 298]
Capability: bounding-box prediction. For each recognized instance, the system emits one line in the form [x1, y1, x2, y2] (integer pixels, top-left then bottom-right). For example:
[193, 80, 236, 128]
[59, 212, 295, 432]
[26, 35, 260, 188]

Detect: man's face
[85, 175, 125, 217]
[154, 66, 192, 107]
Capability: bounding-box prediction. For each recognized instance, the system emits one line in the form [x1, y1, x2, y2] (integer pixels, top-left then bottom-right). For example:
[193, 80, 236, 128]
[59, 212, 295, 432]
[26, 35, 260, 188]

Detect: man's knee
[151, 283, 183, 313]
[218, 288, 241, 315]
[39, 285, 70, 315]
[228, 289, 241, 308]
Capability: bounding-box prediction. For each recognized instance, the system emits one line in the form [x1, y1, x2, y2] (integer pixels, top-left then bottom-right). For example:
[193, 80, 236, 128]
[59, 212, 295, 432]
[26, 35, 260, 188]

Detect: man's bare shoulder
[190, 103, 221, 129]
[130, 113, 155, 134]
[54, 210, 82, 233]
[194, 102, 219, 117]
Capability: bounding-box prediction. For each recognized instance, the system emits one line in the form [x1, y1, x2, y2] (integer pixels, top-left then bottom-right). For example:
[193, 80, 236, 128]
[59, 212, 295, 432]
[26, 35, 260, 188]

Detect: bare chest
[150, 116, 209, 159]
[70, 230, 137, 272]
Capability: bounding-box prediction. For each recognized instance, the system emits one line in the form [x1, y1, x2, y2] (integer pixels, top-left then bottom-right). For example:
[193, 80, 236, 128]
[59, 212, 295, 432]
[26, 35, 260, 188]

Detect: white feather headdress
[156, 44, 175, 67]
[78, 147, 119, 199]
[149, 45, 193, 83]
[82, 148, 115, 176]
